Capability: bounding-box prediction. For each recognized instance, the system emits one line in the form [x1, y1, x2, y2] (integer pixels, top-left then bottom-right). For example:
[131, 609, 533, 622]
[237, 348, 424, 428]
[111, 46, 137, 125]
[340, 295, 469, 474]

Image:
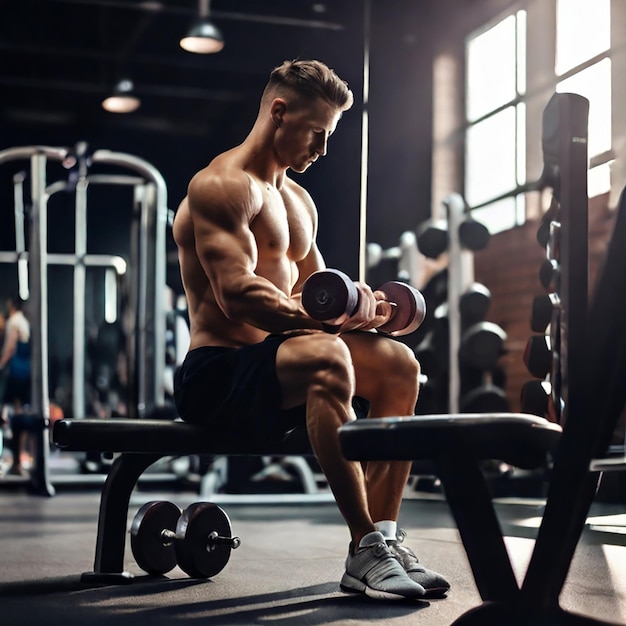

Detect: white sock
[374, 520, 397, 541]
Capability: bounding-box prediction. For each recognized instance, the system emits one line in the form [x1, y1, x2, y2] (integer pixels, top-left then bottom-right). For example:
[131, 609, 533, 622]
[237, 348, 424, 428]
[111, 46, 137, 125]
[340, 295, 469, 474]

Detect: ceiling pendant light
[180, 0, 224, 54]
[101, 78, 141, 113]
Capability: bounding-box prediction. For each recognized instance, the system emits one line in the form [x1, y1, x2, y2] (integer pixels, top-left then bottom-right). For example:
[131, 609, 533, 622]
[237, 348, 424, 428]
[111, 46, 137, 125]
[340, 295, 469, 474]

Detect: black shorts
[174, 334, 369, 442]
[3, 375, 30, 405]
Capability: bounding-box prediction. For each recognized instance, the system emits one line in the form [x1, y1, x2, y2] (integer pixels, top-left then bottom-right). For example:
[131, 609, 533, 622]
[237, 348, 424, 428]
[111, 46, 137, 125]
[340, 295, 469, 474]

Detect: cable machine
[0, 144, 168, 495]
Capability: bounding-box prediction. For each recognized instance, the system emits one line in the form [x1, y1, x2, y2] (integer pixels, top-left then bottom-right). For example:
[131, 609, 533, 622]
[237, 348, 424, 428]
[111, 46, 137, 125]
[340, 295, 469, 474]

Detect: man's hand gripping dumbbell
[301, 269, 426, 336]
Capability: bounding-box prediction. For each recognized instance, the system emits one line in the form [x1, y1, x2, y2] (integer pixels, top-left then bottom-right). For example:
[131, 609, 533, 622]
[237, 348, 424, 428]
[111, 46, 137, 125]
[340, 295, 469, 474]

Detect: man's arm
[188, 169, 322, 333]
[288, 185, 395, 333]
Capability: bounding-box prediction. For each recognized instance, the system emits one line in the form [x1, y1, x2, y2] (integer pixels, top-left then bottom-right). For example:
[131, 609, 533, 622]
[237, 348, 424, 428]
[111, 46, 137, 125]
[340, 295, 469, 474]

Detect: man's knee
[371, 336, 420, 382]
[307, 334, 355, 389]
[278, 332, 355, 403]
[396, 340, 421, 381]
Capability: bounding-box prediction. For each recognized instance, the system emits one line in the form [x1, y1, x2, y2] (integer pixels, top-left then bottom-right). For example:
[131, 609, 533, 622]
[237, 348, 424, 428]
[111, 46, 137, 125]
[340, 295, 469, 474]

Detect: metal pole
[29, 154, 50, 421]
[72, 160, 89, 420]
[358, 0, 370, 283]
[91, 150, 168, 415]
[13, 172, 29, 300]
[445, 193, 474, 413]
[29, 152, 55, 496]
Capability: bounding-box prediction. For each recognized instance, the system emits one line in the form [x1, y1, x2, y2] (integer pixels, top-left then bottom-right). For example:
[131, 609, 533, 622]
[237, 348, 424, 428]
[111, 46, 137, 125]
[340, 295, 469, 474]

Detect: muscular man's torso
[173, 147, 317, 349]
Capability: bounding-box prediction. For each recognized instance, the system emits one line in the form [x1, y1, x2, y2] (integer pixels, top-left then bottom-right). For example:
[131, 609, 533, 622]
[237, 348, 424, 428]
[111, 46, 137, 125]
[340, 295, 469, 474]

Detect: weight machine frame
[0, 144, 169, 495]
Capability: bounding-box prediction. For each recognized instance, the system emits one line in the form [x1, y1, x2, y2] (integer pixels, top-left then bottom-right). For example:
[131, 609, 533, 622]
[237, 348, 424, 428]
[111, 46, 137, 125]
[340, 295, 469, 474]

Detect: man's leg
[341, 332, 417, 518]
[276, 332, 378, 543]
[342, 331, 450, 598]
[275, 332, 425, 600]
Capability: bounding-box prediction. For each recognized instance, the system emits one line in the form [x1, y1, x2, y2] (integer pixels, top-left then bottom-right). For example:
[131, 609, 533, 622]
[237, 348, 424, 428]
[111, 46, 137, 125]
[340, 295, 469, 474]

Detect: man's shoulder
[191, 156, 248, 191]
[190, 160, 257, 204]
[188, 157, 264, 220]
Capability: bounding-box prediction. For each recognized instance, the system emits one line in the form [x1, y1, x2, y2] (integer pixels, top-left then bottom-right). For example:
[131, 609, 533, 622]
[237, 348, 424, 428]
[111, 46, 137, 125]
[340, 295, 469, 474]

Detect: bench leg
[436, 453, 520, 604]
[81, 452, 162, 584]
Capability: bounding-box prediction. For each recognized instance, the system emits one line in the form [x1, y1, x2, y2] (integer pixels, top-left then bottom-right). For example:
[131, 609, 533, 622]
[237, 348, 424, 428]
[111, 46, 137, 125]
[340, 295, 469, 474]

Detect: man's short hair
[263, 59, 354, 112]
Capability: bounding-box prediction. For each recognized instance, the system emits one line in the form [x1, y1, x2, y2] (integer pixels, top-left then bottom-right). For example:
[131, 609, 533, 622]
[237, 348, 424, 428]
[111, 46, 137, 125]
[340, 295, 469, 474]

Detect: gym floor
[1, 458, 626, 626]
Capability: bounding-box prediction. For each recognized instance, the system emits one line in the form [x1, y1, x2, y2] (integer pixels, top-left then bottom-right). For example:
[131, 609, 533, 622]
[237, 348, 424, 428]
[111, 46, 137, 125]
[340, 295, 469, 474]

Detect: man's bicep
[193, 207, 257, 292]
[293, 241, 326, 295]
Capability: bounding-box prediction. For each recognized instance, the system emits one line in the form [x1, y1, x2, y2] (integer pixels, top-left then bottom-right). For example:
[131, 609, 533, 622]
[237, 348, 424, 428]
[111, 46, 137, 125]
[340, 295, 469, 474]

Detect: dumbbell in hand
[301, 268, 426, 336]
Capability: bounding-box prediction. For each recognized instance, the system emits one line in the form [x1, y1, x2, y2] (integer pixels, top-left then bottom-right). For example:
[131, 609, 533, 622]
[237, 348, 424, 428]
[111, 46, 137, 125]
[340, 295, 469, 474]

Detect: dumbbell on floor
[301, 269, 426, 336]
[130, 501, 241, 578]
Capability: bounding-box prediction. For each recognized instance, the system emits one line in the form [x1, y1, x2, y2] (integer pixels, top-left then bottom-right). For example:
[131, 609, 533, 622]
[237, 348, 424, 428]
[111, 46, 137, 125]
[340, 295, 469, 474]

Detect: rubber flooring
[1, 475, 625, 625]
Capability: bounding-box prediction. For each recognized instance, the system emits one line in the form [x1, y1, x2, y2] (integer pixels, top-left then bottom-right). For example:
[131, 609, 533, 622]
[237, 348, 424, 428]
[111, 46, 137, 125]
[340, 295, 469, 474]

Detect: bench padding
[53, 418, 312, 456]
[339, 413, 562, 469]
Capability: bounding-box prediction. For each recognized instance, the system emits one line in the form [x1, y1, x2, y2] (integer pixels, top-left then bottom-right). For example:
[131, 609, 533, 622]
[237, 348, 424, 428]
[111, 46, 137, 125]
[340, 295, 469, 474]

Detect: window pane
[471, 198, 519, 235]
[516, 10, 527, 95]
[516, 102, 526, 185]
[588, 162, 611, 198]
[557, 58, 612, 157]
[556, 0, 610, 75]
[466, 107, 517, 207]
[467, 15, 517, 121]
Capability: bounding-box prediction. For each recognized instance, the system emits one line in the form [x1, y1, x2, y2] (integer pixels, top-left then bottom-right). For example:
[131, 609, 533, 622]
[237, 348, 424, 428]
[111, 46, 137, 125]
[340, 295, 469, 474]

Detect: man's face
[273, 98, 342, 173]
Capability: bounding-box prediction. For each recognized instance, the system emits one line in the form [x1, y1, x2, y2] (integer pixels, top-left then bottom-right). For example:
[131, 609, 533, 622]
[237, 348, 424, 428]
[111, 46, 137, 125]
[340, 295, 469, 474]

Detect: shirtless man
[173, 59, 449, 601]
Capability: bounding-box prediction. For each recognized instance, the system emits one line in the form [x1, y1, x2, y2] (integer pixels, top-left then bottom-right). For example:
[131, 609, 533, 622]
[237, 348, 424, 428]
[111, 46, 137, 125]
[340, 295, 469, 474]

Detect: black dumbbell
[131, 501, 241, 578]
[523, 335, 552, 379]
[539, 258, 560, 293]
[531, 293, 560, 333]
[520, 379, 551, 417]
[301, 269, 426, 336]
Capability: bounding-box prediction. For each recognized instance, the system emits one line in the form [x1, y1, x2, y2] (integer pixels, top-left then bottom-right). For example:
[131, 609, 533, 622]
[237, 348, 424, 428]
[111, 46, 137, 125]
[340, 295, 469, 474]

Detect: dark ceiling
[0, 0, 363, 144]
[0, 0, 467, 284]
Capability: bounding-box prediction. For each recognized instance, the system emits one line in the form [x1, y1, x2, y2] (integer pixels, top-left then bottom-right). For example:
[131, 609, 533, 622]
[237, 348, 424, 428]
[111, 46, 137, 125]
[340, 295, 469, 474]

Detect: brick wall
[473, 193, 616, 414]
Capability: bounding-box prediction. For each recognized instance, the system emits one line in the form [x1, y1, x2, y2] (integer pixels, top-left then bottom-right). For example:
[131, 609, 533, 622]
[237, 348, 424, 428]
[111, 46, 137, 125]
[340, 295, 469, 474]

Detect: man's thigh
[340, 331, 419, 400]
[275, 330, 351, 410]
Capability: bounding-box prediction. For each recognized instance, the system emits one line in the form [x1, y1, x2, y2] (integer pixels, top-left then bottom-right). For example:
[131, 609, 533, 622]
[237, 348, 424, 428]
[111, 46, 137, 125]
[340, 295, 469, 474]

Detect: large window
[465, 11, 526, 233]
[555, 0, 612, 196]
[458, 0, 614, 234]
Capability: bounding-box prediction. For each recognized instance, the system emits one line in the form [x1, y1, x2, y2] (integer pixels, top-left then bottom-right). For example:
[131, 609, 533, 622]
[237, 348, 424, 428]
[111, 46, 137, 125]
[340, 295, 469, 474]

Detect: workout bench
[52, 412, 561, 586]
[52, 417, 313, 583]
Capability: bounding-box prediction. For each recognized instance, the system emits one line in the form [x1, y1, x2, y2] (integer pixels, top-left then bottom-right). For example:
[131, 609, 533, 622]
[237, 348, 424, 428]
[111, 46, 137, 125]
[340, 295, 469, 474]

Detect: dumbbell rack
[522, 93, 589, 424]
[521, 92, 626, 596]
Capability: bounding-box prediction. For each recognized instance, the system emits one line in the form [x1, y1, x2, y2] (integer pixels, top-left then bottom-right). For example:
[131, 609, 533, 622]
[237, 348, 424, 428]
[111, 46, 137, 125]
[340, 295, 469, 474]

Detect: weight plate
[377, 281, 426, 336]
[302, 269, 358, 321]
[175, 502, 234, 579]
[130, 500, 181, 575]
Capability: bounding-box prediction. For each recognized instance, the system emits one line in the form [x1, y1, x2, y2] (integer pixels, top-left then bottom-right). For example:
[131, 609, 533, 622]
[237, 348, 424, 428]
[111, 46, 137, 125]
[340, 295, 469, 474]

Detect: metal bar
[12, 172, 29, 299]
[49, 254, 127, 273]
[29, 152, 55, 496]
[86, 174, 146, 186]
[50, 0, 345, 30]
[136, 183, 150, 416]
[91, 149, 168, 415]
[436, 452, 520, 602]
[72, 171, 88, 420]
[88, 452, 161, 579]
[445, 193, 475, 413]
[0, 145, 68, 164]
[29, 154, 50, 421]
[0, 252, 127, 273]
[104, 268, 118, 324]
[358, 0, 370, 283]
